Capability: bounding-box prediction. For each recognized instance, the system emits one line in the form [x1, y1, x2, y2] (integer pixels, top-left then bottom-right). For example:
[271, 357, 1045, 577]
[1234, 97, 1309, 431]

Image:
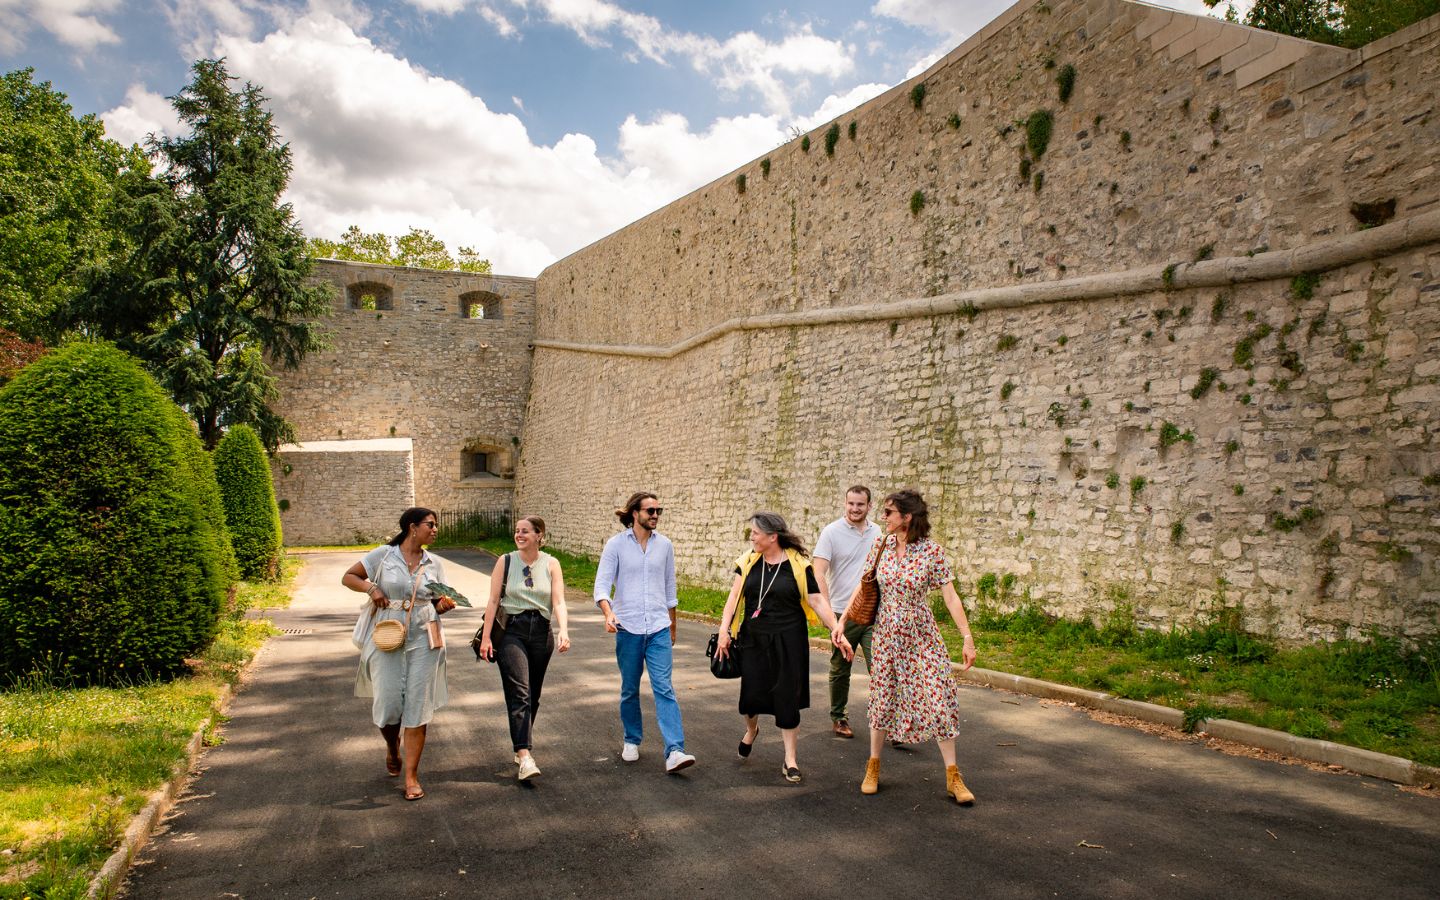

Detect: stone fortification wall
[272, 260, 535, 541]
[271, 439, 413, 545]
[517, 0, 1440, 639]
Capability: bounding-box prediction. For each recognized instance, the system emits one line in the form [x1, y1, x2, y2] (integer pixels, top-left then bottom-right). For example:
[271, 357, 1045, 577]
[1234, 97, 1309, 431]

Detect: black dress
[735, 558, 820, 729]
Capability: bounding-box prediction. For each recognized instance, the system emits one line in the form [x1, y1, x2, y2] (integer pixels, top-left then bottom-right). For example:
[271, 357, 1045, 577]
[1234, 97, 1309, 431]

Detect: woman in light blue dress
[343, 507, 457, 801]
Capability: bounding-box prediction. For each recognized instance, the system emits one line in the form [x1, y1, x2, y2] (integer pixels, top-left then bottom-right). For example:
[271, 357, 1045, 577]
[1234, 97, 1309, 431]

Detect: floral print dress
[866, 534, 963, 743]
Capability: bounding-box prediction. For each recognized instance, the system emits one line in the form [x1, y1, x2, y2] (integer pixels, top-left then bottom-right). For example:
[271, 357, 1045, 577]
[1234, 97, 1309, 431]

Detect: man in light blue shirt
[594, 491, 696, 774]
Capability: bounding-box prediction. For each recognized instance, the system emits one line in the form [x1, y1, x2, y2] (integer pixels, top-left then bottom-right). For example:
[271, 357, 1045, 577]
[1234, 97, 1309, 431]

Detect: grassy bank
[0, 557, 299, 898]
[473, 539, 1438, 767]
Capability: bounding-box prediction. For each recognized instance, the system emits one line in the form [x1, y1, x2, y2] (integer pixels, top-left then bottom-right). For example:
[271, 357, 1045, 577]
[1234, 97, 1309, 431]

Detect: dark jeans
[829, 619, 873, 722]
[495, 610, 555, 752]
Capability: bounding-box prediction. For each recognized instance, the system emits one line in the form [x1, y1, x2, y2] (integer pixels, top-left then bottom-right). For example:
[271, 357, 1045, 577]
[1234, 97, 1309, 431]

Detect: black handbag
[706, 631, 742, 679]
[470, 553, 511, 662]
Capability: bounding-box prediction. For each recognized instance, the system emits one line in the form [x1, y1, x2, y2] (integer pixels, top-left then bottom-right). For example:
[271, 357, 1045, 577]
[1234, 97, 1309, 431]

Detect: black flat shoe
[737, 727, 759, 759]
[782, 765, 802, 783]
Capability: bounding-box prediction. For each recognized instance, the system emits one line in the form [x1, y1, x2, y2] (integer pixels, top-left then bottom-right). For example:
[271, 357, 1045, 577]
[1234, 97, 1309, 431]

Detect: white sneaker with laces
[621, 742, 640, 762]
[665, 749, 696, 774]
[517, 756, 541, 780]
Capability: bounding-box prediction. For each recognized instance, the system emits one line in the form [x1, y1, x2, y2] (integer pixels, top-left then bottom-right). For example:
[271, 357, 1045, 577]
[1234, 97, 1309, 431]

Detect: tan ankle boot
[860, 757, 881, 794]
[946, 765, 975, 805]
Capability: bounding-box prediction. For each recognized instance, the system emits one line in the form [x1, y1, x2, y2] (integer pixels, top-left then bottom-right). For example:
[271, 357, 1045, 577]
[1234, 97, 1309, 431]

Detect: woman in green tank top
[478, 515, 570, 780]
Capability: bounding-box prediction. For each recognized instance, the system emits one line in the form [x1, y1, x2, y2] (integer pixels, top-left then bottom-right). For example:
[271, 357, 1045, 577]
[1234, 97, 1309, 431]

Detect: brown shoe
[832, 719, 854, 739]
[861, 757, 881, 795]
[946, 765, 975, 805]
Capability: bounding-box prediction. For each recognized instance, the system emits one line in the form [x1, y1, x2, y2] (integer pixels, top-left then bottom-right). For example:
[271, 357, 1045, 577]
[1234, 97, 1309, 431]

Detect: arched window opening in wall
[347, 282, 393, 310]
[460, 290, 502, 320]
[461, 440, 514, 479]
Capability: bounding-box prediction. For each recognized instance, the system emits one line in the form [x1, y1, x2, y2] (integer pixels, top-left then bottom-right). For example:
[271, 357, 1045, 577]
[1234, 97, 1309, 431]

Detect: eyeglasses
[522, 565, 534, 588]
[640, 507, 664, 516]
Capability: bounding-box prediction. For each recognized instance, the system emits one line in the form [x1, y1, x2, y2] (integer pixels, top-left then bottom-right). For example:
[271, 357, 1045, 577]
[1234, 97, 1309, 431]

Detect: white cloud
[101, 85, 180, 147]
[870, 0, 1011, 43]
[789, 81, 890, 133]
[0, 0, 121, 52]
[97, 9, 904, 276]
[517, 0, 854, 116]
[511, 95, 525, 111]
[477, 3, 518, 36]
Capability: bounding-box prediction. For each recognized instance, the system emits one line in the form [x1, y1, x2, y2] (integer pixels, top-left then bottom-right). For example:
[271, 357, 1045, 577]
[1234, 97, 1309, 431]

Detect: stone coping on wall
[278, 438, 414, 453]
[534, 209, 1440, 359]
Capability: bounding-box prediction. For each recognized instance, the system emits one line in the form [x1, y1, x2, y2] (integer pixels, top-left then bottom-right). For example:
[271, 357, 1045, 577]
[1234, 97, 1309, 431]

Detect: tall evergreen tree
[65, 59, 330, 450]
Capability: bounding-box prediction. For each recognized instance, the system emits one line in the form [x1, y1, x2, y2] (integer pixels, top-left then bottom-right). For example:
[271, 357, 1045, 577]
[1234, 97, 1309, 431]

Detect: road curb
[679, 611, 1429, 787]
[87, 685, 234, 899]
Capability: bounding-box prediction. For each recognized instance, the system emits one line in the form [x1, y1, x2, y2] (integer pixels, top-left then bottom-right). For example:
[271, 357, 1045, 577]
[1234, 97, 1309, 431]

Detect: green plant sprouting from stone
[760, 157, 771, 178]
[1190, 368, 1220, 400]
[824, 122, 841, 157]
[1025, 109, 1053, 159]
[909, 190, 925, 216]
[736, 173, 746, 194]
[910, 82, 927, 109]
[1056, 64, 1076, 104]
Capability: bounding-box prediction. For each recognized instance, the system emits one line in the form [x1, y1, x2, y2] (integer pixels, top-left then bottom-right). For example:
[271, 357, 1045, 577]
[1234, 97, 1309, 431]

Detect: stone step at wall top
[1235, 40, 1317, 90]
[1167, 17, 1226, 61]
[1192, 26, 1250, 67]
[1220, 31, 1280, 75]
[1149, 15, 1199, 53]
[1133, 8, 1174, 42]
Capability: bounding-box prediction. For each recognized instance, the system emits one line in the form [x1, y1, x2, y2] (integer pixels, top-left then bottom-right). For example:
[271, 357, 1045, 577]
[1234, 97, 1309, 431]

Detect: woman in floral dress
[837, 488, 978, 804]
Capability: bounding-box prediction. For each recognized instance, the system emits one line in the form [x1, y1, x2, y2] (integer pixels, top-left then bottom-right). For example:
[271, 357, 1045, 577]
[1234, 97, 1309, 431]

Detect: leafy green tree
[214, 423, 283, 580]
[1203, 0, 1437, 46]
[0, 341, 234, 684]
[0, 69, 138, 342]
[63, 59, 331, 451]
[309, 225, 492, 273]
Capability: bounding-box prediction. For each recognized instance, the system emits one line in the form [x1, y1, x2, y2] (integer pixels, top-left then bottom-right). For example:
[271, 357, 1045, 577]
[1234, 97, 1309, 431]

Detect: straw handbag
[372, 572, 423, 652]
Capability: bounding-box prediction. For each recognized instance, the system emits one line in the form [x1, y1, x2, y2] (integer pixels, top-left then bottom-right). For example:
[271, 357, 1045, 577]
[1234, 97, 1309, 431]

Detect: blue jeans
[615, 627, 686, 755]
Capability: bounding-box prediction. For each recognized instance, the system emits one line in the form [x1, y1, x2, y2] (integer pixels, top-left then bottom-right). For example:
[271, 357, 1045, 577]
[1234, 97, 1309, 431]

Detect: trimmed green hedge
[214, 424, 282, 580]
[0, 341, 235, 684]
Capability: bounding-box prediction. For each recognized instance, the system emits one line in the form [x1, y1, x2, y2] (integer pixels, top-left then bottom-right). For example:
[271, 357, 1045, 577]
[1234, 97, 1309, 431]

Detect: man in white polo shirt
[812, 485, 882, 738]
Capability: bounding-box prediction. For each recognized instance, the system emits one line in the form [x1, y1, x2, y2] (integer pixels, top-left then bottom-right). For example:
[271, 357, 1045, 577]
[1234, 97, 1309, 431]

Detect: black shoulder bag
[470, 553, 511, 662]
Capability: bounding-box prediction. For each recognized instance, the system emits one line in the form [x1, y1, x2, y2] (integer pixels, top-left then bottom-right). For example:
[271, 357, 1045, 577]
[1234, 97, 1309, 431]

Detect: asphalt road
[123, 551, 1440, 899]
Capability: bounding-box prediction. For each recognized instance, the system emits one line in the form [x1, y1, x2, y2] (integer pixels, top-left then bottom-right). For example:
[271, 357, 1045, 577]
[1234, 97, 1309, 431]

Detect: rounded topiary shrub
[0, 341, 235, 684]
[213, 423, 282, 580]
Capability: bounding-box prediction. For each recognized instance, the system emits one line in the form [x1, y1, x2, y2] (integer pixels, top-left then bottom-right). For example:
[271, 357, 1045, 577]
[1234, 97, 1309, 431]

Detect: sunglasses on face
[421, 521, 438, 529]
[640, 507, 663, 516]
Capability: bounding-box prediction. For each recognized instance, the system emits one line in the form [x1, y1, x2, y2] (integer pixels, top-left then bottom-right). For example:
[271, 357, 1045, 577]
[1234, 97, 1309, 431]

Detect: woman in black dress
[714, 512, 847, 783]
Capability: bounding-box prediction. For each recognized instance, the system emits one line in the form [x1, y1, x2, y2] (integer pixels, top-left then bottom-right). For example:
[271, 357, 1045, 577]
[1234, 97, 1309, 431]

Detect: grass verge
[472, 540, 1439, 768]
[0, 557, 300, 897]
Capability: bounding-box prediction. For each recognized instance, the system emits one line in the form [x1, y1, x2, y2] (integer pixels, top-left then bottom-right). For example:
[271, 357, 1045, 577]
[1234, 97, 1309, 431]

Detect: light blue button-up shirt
[594, 529, 677, 635]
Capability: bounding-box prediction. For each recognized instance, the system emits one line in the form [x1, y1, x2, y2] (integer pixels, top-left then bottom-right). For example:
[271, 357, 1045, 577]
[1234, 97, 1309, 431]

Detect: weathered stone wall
[272, 260, 535, 541]
[270, 439, 414, 545]
[517, 0, 1440, 639]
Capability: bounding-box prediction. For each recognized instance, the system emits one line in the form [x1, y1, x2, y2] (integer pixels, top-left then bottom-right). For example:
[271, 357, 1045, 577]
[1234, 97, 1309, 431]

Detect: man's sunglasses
[640, 507, 664, 516]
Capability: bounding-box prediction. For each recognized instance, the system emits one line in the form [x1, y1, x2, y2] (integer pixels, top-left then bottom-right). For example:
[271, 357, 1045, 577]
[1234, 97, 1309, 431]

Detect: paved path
[125, 552, 1440, 899]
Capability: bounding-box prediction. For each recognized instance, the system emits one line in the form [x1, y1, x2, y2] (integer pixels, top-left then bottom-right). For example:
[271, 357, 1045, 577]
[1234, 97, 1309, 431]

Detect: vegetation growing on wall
[1056, 64, 1076, 103]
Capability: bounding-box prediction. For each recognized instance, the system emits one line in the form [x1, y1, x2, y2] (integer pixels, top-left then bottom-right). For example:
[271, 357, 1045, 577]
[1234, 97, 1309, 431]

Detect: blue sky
[2, 0, 1229, 275]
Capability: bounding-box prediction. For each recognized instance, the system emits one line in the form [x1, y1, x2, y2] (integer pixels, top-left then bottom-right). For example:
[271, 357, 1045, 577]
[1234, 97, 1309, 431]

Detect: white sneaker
[665, 749, 696, 774]
[517, 756, 541, 780]
[621, 742, 640, 762]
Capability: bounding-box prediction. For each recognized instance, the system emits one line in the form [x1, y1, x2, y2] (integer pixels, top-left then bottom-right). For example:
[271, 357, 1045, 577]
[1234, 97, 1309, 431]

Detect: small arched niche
[461, 439, 513, 480]
[460, 290, 502, 320]
[347, 281, 393, 311]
